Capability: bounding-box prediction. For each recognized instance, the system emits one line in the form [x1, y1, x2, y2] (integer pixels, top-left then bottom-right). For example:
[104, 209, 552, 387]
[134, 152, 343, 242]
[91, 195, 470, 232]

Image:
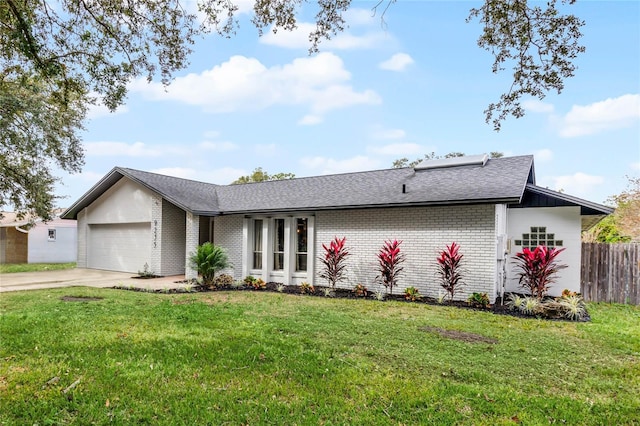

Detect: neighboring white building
[0, 212, 77, 264]
[62, 155, 612, 301]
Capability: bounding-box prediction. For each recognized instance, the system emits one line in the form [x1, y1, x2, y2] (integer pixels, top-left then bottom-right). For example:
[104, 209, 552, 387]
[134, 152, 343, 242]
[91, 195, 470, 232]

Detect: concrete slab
[0, 268, 186, 292]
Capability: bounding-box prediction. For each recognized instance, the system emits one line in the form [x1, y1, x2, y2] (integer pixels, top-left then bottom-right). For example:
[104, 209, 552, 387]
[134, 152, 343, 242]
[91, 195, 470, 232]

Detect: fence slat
[581, 243, 639, 304]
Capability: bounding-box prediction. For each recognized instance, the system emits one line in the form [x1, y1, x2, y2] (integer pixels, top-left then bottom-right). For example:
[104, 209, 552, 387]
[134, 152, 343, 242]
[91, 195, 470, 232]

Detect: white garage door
[88, 223, 151, 273]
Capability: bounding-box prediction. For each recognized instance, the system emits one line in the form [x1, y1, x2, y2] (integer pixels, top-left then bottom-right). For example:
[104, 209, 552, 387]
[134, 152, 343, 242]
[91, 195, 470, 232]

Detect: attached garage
[88, 223, 151, 273]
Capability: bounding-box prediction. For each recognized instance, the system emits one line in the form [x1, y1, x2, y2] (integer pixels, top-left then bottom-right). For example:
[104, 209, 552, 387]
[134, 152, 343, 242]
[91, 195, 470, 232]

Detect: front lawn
[0, 262, 76, 273]
[1, 289, 638, 424]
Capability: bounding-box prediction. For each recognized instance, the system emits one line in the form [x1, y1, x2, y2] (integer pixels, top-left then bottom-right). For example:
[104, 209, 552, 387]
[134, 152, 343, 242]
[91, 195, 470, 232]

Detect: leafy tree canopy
[232, 167, 295, 184]
[583, 176, 640, 243]
[1, 0, 584, 219]
[392, 151, 504, 169]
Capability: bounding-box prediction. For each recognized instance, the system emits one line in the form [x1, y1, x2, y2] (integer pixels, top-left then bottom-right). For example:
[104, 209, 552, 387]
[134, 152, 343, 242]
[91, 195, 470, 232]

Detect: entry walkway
[0, 268, 186, 292]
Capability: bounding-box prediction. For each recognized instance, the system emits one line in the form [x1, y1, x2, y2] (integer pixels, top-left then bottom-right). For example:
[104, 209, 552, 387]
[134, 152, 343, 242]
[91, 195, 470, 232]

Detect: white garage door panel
[88, 223, 151, 273]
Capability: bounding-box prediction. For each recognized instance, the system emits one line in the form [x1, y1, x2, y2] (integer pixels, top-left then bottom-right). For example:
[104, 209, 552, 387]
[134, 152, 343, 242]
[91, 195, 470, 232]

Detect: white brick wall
[185, 212, 200, 279]
[77, 209, 87, 268]
[213, 215, 243, 279]
[315, 205, 497, 301]
[160, 200, 186, 276]
[149, 195, 162, 275]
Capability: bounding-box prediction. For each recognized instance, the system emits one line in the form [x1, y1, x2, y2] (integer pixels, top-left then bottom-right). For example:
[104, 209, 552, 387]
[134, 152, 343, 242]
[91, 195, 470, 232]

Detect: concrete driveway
[0, 268, 186, 292]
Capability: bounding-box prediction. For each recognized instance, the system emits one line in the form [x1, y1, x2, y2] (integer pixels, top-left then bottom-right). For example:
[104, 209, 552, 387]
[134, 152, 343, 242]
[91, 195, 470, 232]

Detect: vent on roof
[414, 154, 489, 171]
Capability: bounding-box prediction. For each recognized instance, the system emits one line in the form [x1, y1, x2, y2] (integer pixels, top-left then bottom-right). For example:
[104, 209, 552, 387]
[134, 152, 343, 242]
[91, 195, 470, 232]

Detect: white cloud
[559, 94, 640, 138]
[378, 53, 414, 72]
[534, 149, 553, 162]
[130, 52, 380, 122]
[151, 167, 197, 180]
[631, 162, 640, 171]
[260, 22, 389, 50]
[522, 99, 554, 114]
[298, 114, 324, 126]
[85, 141, 162, 157]
[300, 155, 381, 175]
[373, 128, 406, 140]
[368, 143, 424, 156]
[541, 172, 605, 197]
[199, 141, 238, 152]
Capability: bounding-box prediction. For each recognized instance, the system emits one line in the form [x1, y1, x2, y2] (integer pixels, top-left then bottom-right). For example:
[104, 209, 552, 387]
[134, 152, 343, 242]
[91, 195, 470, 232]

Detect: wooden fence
[581, 243, 639, 304]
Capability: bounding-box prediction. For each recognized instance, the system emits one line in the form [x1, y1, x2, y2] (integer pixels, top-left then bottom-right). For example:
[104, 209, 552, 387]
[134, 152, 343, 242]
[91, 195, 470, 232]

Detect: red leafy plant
[376, 240, 406, 295]
[436, 242, 465, 303]
[318, 236, 350, 289]
[513, 246, 567, 300]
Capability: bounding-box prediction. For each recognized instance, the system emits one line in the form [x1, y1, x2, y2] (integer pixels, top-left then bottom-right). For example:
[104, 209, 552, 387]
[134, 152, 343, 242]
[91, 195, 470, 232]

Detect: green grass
[1, 289, 638, 425]
[0, 262, 76, 273]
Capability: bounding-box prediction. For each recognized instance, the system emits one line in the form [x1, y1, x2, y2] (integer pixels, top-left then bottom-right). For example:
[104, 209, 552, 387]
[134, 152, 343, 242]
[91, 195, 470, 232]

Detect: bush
[436, 242, 465, 303]
[512, 246, 567, 300]
[468, 292, 490, 308]
[318, 237, 351, 289]
[376, 240, 405, 295]
[299, 282, 315, 294]
[403, 286, 422, 302]
[213, 273, 234, 288]
[189, 243, 231, 286]
[352, 283, 368, 297]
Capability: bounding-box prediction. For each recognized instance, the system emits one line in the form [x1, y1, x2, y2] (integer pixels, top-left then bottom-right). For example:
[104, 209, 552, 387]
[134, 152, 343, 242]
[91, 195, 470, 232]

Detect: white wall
[315, 205, 497, 301]
[212, 215, 244, 278]
[85, 178, 153, 224]
[28, 219, 77, 263]
[506, 206, 581, 296]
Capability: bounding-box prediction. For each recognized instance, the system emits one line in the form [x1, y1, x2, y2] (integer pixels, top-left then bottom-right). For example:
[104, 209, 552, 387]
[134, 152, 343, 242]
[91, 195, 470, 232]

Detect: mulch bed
[110, 281, 589, 322]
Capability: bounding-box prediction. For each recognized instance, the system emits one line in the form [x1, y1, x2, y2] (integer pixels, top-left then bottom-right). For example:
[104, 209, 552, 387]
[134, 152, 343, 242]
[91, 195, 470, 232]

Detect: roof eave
[217, 197, 521, 216]
[525, 184, 614, 215]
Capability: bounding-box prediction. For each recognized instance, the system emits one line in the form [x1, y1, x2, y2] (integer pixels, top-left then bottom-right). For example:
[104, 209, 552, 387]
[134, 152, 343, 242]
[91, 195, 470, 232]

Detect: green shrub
[189, 243, 231, 286]
[299, 282, 315, 294]
[213, 273, 234, 288]
[403, 286, 422, 302]
[468, 292, 490, 308]
[352, 283, 368, 297]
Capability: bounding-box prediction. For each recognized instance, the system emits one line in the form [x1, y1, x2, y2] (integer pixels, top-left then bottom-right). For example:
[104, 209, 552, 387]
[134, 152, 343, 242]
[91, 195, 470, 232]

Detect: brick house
[62, 154, 612, 301]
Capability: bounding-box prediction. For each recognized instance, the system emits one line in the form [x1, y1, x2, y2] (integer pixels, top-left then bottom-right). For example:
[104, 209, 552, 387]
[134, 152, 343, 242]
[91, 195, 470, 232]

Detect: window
[273, 218, 285, 270]
[48, 229, 56, 241]
[252, 219, 263, 269]
[514, 226, 563, 251]
[295, 218, 308, 272]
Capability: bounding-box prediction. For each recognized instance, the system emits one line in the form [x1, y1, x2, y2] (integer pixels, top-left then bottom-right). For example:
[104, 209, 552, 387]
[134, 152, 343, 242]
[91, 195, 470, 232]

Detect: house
[0, 211, 77, 264]
[62, 154, 612, 301]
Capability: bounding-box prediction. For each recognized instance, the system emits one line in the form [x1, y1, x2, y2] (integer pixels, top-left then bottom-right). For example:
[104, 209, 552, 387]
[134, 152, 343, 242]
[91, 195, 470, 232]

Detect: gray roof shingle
[66, 155, 612, 219]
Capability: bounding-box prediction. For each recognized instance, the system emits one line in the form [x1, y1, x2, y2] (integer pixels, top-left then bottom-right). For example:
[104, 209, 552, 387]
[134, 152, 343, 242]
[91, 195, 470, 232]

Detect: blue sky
[57, 0, 640, 207]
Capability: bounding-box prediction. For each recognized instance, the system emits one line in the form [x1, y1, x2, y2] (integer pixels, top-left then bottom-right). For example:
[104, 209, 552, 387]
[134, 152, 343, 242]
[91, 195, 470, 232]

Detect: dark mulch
[110, 282, 589, 322]
[61, 296, 104, 302]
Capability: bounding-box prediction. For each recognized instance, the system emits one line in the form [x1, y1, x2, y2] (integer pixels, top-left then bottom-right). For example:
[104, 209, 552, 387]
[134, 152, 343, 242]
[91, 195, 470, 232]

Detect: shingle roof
[214, 155, 533, 213]
[62, 155, 609, 219]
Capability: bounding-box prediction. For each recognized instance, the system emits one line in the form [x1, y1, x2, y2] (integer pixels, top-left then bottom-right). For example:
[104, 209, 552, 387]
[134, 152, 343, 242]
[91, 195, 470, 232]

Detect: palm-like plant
[513, 246, 566, 300]
[189, 242, 230, 286]
[436, 242, 465, 303]
[318, 236, 350, 289]
[376, 239, 406, 295]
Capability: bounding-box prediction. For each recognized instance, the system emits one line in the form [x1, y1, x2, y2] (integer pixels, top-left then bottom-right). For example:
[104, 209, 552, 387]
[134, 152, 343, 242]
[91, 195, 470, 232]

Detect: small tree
[436, 242, 465, 303]
[513, 246, 567, 300]
[376, 240, 406, 295]
[318, 236, 350, 289]
[189, 242, 230, 286]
